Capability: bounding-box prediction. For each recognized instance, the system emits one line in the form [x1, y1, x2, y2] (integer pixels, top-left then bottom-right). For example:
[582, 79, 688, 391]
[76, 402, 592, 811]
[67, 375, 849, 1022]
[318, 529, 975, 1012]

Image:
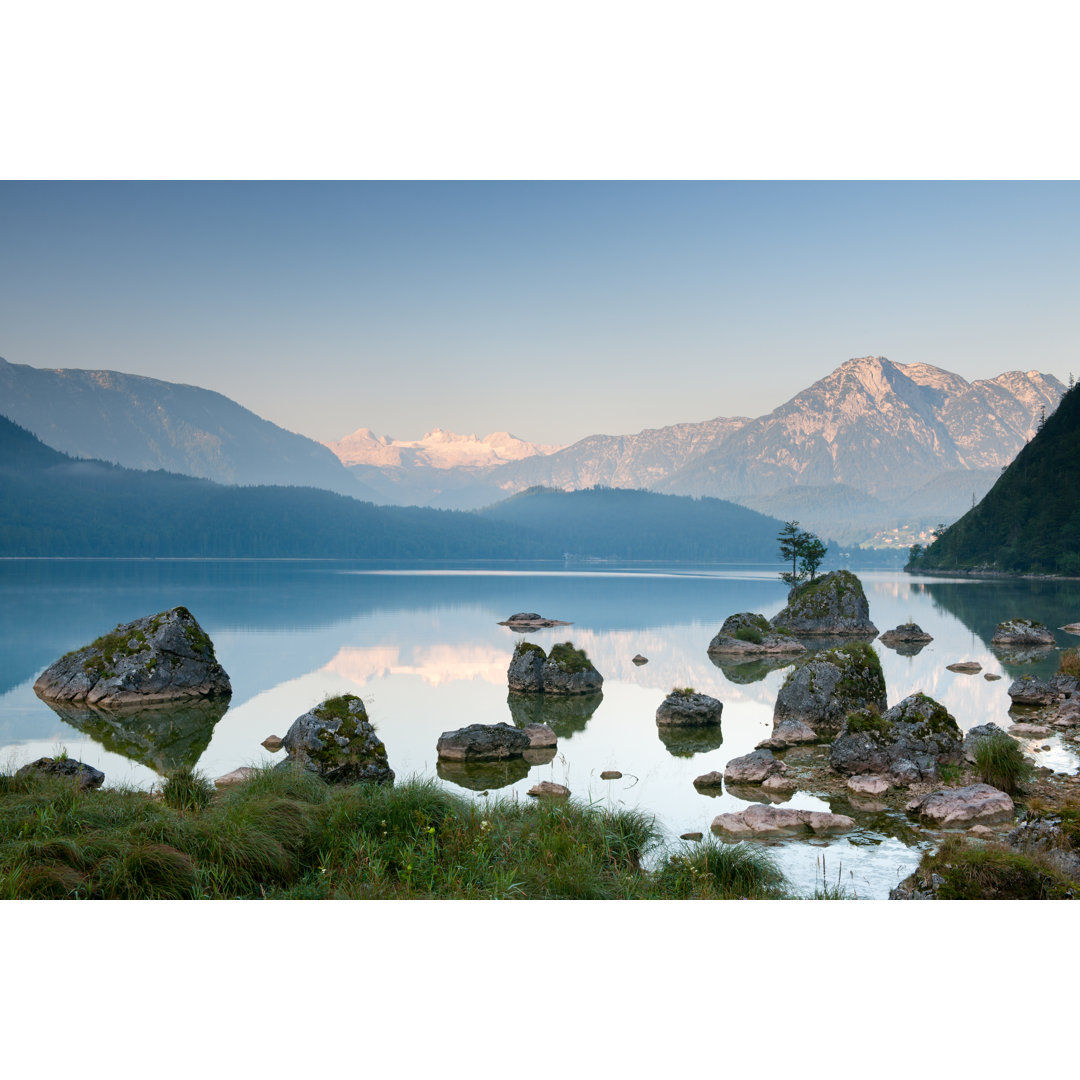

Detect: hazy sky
[1, 181, 1077, 447]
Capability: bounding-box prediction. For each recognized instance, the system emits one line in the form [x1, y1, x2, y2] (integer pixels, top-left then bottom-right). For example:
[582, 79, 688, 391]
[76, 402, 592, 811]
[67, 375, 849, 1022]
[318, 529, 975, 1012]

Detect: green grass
[917, 837, 1076, 900]
[1060, 648, 1080, 677]
[655, 839, 786, 899]
[161, 767, 215, 811]
[547, 642, 595, 674]
[1, 766, 806, 900]
[734, 625, 764, 644]
[973, 733, 1032, 794]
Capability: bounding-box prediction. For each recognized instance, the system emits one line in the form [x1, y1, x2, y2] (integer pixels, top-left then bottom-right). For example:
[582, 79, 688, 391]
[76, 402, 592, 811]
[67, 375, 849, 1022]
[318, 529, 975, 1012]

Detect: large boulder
[655, 689, 723, 726]
[772, 642, 887, 736]
[436, 721, 531, 761]
[711, 804, 856, 836]
[991, 618, 1055, 646]
[770, 571, 878, 637]
[907, 784, 1015, 826]
[706, 613, 806, 655]
[1007, 674, 1077, 705]
[281, 694, 394, 784]
[723, 749, 786, 784]
[756, 717, 818, 749]
[16, 756, 104, 791]
[829, 692, 963, 784]
[506, 641, 603, 695]
[33, 607, 231, 707]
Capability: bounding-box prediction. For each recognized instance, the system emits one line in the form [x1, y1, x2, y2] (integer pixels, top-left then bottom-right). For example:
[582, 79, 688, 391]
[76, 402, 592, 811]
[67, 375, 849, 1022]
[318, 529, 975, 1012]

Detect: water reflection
[708, 654, 797, 684]
[506, 691, 603, 738]
[436, 757, 531, 791]
[878, 640, 929, 658]
[41, 697, 229, 775]
[656, 724, 724, 759]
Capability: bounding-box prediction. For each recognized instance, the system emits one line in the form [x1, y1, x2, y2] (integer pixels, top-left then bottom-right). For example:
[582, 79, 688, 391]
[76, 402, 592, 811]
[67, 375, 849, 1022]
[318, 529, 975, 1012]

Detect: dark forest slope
[908, 383, 1080, 575]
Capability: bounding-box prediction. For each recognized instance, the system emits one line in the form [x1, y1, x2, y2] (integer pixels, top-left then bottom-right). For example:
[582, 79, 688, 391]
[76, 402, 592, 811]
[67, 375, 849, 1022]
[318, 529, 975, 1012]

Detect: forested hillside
[908, 382, 1080, 575]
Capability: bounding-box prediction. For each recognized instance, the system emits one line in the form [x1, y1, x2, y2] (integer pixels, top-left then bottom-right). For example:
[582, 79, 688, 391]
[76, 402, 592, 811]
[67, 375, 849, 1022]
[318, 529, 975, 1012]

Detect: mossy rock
[773, 641, 887, 735]
[770, 571, 878, 637]
[280, 694, 394, 784]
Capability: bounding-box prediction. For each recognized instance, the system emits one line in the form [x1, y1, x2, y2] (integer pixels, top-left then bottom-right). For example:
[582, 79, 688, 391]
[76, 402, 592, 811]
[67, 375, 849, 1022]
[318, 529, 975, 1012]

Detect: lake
[3, 558, 1078, 899]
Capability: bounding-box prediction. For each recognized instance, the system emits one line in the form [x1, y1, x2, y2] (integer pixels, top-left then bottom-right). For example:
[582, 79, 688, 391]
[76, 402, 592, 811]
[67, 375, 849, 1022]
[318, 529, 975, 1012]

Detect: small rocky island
[991, 618, 1055, 646]
[706, 612, 806, 655]
[656, 688, 723, 726]
[34, 607, 231, 706]
[770, 570, 878, 637]
[507, 640, 603, 695]
[498, 612, 571, 630]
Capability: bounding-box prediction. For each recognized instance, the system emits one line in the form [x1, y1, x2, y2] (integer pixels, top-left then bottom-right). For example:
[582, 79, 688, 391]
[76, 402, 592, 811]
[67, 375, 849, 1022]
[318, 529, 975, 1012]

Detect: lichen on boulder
[33, 607, 231, 707]
[828, 692, 964, 785]
[706, 612, 806, 655]
[280, 694, 393, 784]
[506, 640, 603, 695]
[772, 642, 887, 736]
[770, 570, 878, 637]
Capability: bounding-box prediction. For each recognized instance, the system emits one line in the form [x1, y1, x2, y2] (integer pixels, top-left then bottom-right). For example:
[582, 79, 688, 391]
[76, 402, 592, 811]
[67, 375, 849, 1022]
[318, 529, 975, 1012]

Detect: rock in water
[655, 689, 723, 726]
[281, 694, 394, 784]
[991, 618, 1055, 646]
[879, 623, 933, 651]
[711, 805, 856, 836]
[33, 607, 231, 706]
[769, 571, 878, 637]
[506, 641, 603, 695]
[436, 722, 531, 761]
[16, 756, 104, 791]
[828, 692, 964, 785]
[706, 612, 807, 655]
[907, 784, 1015, 826]
[632, 654, 649, 665]
[772, 642, 887, 736]
[946, 661, 982, 674]
[528, 781, 570, 799]
[723, 749, 786, 784]
[1007, 675, 1059, 705]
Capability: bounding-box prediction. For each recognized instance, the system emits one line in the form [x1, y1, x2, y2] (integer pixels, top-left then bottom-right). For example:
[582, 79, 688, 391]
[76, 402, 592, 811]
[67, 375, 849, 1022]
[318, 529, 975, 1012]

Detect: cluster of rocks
[507, 640, 603, 695]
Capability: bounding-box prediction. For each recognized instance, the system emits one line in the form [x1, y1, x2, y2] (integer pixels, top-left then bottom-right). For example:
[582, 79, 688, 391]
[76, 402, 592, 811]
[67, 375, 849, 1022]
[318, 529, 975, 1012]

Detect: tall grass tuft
[1059, 648, 1080, 677]
[973, 733, 1031, 794]
[920, 837, 1075, 899]
[656, 839, 786, 899]
[161, 767, 215, 811]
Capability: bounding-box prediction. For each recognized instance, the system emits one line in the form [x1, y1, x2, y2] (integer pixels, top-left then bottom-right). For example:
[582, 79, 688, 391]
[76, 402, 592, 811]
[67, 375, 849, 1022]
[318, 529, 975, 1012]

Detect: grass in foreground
[0, 765, 795, 900]
[915, 837, 1076, 900]
[973, 733, 1032, 794]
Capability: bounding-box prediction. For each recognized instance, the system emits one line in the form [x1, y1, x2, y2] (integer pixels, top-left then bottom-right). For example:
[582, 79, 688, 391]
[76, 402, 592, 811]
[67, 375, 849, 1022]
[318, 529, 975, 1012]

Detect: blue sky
[1, 181, 1077, 446]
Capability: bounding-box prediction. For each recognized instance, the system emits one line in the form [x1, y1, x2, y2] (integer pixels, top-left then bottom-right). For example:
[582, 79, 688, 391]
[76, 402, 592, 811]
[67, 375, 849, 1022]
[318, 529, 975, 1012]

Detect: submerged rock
[281, 694, 394, 784]
[34, 607, 231, 707]
[499, 612, 570, 629]
[507, 641, 603, 695]
[907, 783, 1015, 826]
[600, 770, 623, 780]
[773, 642, 887, 736]
[16, 756, 104, 791]
[655, 689, 723, 726]
[991, 618, 1055, 646]
[770, 571, 878, 637]
[437, 721, 531, 761]
[946, 661, 982, 674]
[706, 613, 806, 655]
[711, 804, 856, 836]
[828, 692, 963, 785]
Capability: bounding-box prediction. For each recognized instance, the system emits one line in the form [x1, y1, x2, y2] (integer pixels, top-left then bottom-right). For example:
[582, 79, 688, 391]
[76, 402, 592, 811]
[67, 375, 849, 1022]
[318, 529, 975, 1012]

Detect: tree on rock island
[777, 520, 828, 589]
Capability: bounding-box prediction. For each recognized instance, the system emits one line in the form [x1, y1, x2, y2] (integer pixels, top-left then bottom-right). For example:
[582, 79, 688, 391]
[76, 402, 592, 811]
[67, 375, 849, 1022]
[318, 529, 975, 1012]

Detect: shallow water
[3, 559, 1078, 899]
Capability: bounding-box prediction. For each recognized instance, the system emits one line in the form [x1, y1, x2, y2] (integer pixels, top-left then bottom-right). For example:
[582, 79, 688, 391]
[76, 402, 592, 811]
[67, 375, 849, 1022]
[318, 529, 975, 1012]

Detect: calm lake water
[3, 559, 1079, 899]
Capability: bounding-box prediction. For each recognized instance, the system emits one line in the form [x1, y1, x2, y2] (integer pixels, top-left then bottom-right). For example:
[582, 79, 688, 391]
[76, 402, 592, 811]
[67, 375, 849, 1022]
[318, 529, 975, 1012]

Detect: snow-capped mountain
[327, 427, 562, 470]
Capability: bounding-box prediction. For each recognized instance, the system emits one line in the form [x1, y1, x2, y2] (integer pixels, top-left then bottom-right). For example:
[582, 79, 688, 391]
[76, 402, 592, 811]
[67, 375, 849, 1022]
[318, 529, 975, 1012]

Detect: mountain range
[0, 353, 1064, 544]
